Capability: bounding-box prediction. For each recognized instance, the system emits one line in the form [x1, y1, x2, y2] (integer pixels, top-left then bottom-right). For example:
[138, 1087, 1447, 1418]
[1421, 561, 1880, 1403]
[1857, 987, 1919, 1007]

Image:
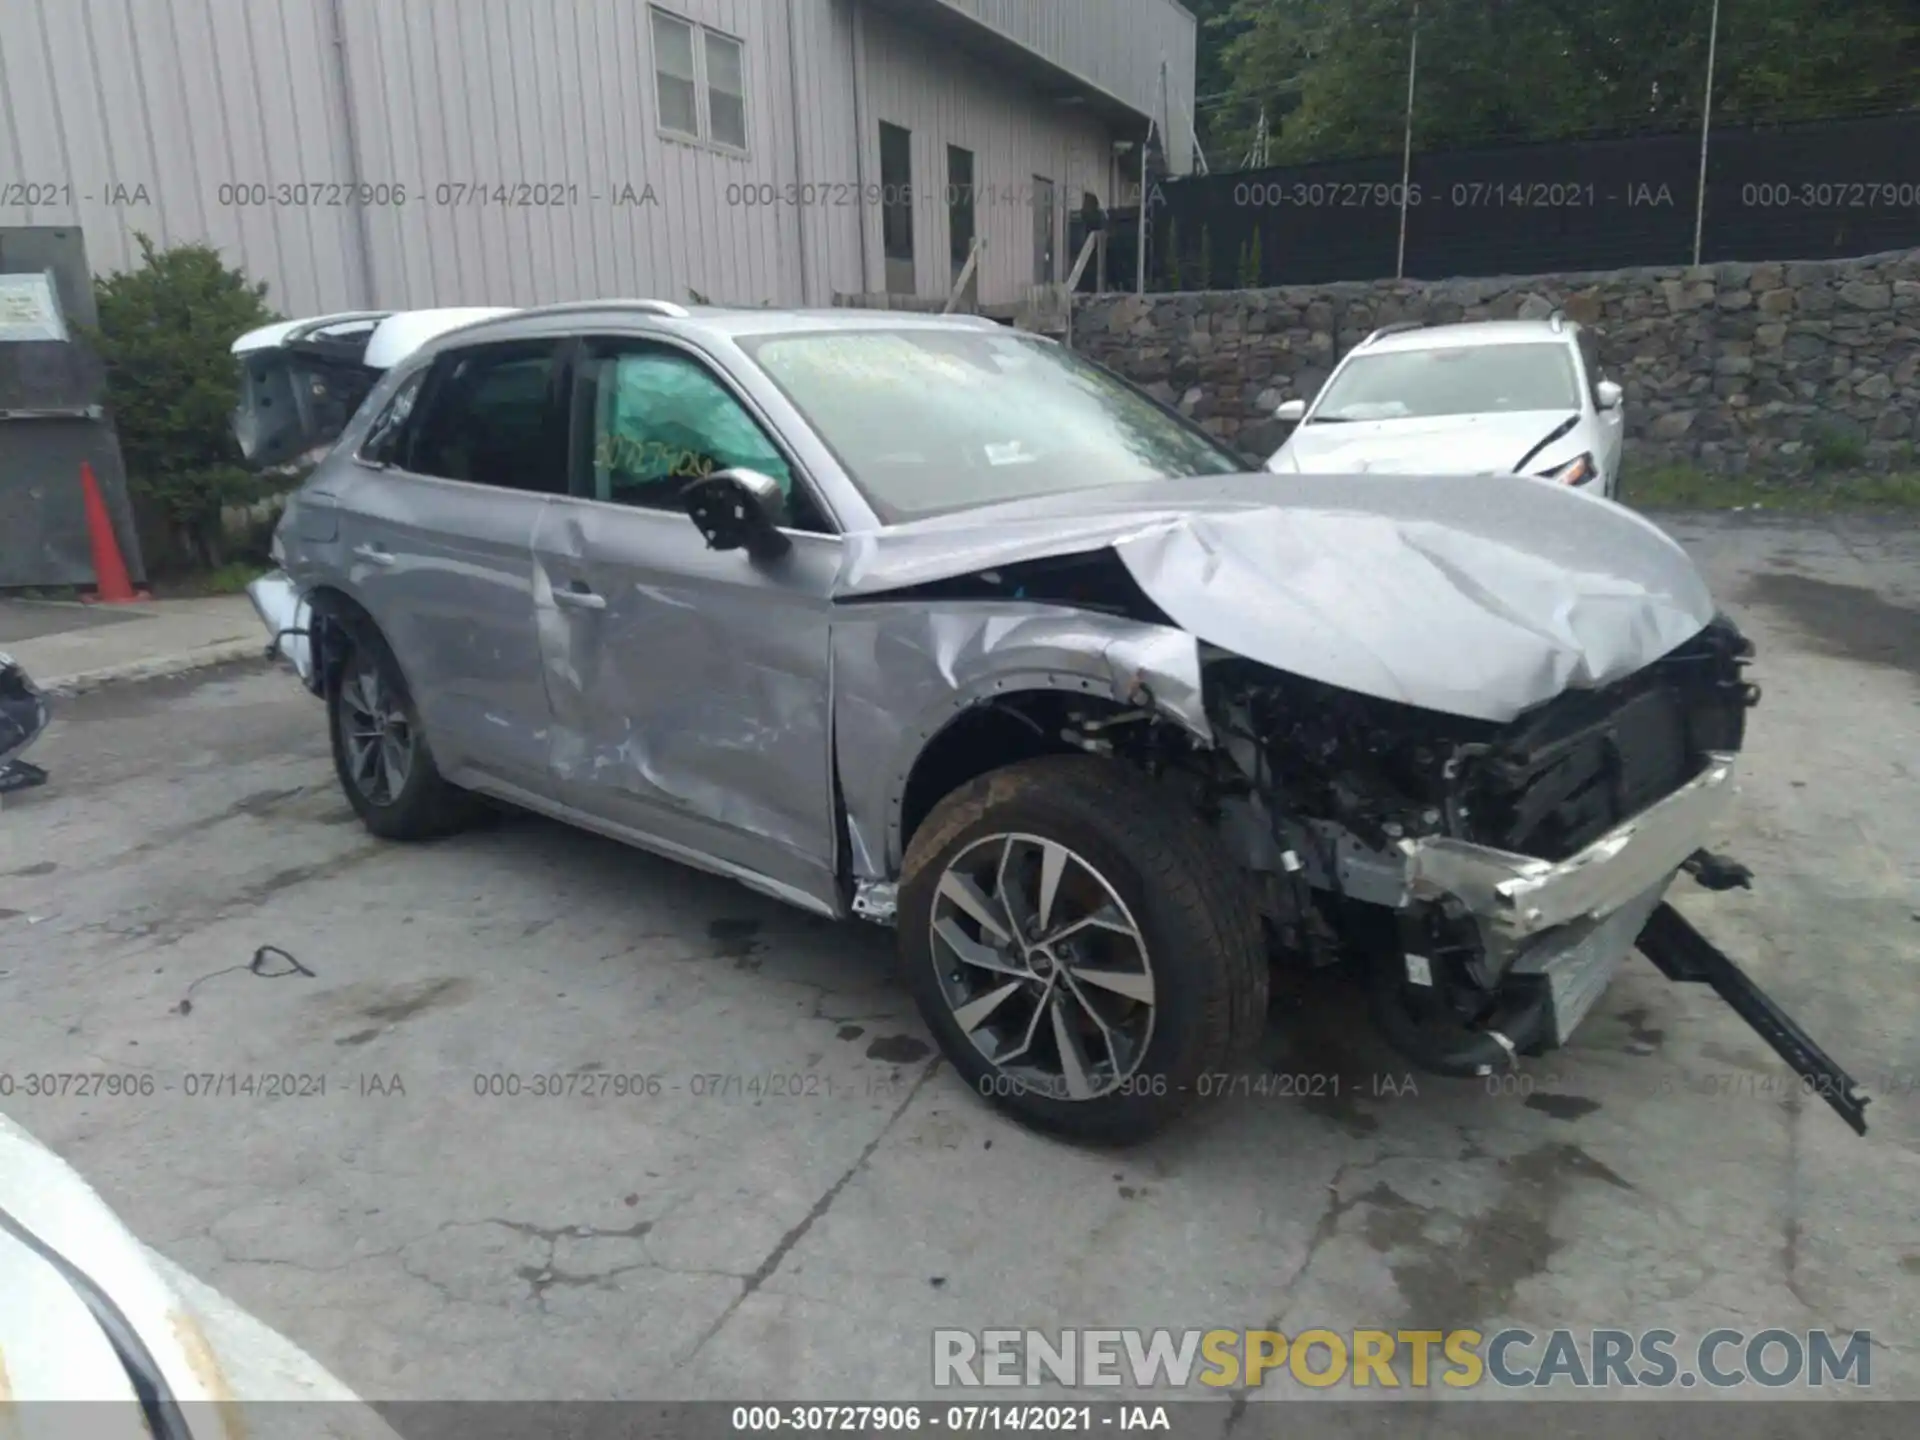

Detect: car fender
[830, 605, 1208, 880]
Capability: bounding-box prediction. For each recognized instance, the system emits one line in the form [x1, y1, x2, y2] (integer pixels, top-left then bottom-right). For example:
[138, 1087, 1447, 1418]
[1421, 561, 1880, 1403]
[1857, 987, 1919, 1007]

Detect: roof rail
[520, 297, 693, 320]
[1361, 320, 1425, 347]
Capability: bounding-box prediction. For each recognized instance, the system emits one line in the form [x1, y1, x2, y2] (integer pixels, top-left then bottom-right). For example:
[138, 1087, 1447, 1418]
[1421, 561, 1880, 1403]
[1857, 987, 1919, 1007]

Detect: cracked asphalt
[0, 514, 1915, 1407]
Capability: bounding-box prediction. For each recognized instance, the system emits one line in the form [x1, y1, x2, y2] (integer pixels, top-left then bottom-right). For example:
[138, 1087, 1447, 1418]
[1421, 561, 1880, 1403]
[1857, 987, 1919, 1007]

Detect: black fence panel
[1406, 131, 1701, 278]
[1704, 113, 1920, 263]
[1148, 111, 1920, 289]
[1151, 154, 1406, 288]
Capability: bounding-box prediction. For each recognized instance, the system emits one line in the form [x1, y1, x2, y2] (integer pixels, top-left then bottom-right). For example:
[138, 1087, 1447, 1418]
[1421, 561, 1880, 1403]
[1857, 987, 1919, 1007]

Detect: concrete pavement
[0, 514, 1914, 1410]
[0, 593, 265, 696]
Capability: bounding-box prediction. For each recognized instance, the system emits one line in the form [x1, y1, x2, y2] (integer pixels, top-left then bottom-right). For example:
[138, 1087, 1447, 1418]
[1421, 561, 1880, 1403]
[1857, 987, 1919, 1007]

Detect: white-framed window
[651, 7, 749, 154]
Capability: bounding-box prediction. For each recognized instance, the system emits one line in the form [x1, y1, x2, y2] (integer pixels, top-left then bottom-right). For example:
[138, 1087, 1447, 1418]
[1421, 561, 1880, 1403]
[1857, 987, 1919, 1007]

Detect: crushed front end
[1203, 615, 1869, 1134]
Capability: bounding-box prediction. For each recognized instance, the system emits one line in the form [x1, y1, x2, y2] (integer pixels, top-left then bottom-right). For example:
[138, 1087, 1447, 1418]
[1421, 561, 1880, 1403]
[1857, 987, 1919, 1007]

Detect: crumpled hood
[834, 472, 1715, 724]
[1269, 410, 1576, 475]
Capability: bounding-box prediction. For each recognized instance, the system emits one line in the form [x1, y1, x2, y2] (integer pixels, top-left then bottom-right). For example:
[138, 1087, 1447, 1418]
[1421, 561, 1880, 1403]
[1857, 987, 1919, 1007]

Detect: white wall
[0, 0, 365, 314]
[852, 2, 1116, 305]
[927, 0, 1197, 174]
[0, 0, 1167, 314]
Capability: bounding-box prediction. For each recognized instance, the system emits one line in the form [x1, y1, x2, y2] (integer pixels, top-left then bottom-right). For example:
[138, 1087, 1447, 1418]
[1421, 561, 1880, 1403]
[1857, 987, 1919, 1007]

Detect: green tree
[1238, 226, 1264, 287]
[1206, 0, 1920, 165]
[90, 235, 277, 569]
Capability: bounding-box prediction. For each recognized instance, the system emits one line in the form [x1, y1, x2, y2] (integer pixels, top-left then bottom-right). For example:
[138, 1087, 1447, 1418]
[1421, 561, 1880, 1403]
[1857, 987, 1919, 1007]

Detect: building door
[880, 122, 915, 296]
[947, 145, 978, 307]
[1032, 175, 1057, 286]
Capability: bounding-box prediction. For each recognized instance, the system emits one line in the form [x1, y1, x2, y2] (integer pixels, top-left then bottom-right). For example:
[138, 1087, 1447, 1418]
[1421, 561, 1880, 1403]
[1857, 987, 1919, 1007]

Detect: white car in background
[1264, 317, 1626, 498]
[0, 1112, 398, 1439]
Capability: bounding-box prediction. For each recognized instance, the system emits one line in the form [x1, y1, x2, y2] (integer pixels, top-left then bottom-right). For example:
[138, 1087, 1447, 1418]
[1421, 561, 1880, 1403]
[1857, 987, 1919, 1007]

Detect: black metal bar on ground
[0, 758, 49, 794]
[1638, 901, 1870, 1136]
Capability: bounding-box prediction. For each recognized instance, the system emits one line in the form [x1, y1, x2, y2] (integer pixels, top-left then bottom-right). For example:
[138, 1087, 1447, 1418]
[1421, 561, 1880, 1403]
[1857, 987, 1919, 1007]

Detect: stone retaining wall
[1069, 249, 1920, 473]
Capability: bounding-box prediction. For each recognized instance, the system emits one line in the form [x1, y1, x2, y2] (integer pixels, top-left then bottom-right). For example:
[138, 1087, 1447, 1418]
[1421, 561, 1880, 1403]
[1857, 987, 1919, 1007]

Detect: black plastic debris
[0, 653, 51, 796]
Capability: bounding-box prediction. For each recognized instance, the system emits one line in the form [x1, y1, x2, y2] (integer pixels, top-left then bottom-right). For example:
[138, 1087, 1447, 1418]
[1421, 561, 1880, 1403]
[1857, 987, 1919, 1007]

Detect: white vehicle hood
[0, 1112, 399, 1439]
[1268, 410, 1579, 475]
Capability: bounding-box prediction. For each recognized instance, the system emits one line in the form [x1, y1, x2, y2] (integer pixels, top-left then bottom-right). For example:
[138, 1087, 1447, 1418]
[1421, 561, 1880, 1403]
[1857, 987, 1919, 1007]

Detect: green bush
[1238, 227, 1263, 288]
[1803, 419, 1867, 473]
[90, 234, 278, 570]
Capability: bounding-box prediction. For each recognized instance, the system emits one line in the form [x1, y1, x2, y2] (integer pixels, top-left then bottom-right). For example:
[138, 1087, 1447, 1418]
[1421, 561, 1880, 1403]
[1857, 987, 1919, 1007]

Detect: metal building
[0, 0, 1197, 313]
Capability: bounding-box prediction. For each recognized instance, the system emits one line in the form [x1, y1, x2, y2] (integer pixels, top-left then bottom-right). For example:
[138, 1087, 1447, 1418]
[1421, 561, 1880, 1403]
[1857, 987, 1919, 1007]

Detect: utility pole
[1135, 121, 1152, 295]
[1693, 0, 1722, 267]
[1395, 2, 1420, 281]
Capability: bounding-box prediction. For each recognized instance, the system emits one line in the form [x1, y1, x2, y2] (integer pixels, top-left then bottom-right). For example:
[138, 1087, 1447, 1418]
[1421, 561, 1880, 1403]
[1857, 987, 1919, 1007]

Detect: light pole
[1395, 2, 1420, 280]
[1693, 0, 1723, 266]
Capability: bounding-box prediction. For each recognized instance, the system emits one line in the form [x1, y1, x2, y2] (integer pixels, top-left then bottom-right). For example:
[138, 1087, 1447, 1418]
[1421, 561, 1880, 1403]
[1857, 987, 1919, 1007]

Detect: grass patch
[149, 561, 267, 599]
[1629, 465, 1920, 514]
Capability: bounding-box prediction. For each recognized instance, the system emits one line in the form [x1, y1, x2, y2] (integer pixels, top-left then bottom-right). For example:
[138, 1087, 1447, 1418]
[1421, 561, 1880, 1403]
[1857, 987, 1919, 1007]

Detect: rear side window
[357, 370, 424, 465]
[407, 342, 569, 493]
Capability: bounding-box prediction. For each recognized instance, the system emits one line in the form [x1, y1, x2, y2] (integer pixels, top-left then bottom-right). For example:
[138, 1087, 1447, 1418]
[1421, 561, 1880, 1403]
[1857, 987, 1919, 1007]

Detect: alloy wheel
[339, 664, 414, 807]
[928, 832, 1156, 1101]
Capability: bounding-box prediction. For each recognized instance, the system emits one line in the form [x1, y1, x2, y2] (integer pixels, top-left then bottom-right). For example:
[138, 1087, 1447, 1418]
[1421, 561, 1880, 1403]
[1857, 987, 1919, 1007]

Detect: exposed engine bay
[988, 592, 1868, 1136]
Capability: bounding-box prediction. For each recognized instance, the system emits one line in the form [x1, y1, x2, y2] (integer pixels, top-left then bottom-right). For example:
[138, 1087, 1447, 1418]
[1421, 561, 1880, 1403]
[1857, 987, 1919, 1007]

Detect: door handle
[351, 543, 395, 567]
[552, 584, 606, 612]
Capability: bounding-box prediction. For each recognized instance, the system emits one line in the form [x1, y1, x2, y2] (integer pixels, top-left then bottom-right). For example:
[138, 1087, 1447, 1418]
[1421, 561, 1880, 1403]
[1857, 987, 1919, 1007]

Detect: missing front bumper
[1407, 753, 1739, 957]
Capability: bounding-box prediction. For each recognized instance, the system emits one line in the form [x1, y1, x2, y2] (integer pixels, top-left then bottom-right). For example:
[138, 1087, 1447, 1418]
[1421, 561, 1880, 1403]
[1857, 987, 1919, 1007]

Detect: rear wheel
[899, 756, 1268, 1144]
[328, 630, 476, 840]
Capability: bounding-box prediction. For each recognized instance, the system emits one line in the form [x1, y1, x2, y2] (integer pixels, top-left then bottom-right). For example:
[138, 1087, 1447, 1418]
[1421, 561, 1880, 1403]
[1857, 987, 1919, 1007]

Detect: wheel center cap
[1029, 946, 1057, 978]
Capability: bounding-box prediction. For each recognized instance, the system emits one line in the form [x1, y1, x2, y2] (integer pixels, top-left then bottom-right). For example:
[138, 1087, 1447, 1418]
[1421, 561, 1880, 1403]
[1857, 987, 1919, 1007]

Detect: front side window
[1309, 343, 1582, 422]
[579, 346, 826, 531]
[741, 327, 1241, 523]
[651, 8, 748, 152]
[407, 343, 566, 492]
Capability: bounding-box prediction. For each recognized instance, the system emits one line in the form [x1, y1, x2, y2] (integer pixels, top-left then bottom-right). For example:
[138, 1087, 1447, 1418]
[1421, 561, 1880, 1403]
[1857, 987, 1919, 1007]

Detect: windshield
[740, 328, 1244, 522]
[1311, 343, 1580, 422]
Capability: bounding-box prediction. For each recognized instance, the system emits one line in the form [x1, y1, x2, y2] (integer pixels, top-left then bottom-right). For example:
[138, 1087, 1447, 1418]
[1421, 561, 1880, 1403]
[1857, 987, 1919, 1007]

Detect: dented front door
[530, 499, 841, 912]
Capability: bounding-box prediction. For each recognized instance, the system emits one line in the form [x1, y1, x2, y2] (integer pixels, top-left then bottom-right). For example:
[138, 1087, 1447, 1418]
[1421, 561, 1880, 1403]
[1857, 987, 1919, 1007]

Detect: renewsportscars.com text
[932, 1327, 1873, 1390]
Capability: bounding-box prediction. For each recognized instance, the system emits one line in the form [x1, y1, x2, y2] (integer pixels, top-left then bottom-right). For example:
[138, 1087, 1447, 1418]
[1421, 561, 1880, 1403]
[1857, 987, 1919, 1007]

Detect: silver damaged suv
[237, 301, 1869, 1144]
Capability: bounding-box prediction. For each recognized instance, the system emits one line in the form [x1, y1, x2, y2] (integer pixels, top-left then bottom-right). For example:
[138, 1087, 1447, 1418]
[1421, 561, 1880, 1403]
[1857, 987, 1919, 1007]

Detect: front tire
[898, 756, 1268, 1145]
[328, 630, 475, 841]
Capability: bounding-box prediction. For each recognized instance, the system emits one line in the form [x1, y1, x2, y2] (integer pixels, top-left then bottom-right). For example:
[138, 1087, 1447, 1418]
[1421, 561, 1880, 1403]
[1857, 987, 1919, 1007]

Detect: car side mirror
[684, 469, 792, 562]
[1275, 399, 1307, 424]
[1596, 380, 1623, 411]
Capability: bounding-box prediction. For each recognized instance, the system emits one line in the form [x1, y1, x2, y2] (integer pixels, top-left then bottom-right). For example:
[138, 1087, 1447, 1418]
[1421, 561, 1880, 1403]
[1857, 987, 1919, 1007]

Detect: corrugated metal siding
[0, 0, 365, 314]
[334, 0, 805, 309]
[1, 0, 1174, 313]
[790, 0, 866, 303]
[929, 0, 1197, 172]
[858, 2, 1115, 305]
